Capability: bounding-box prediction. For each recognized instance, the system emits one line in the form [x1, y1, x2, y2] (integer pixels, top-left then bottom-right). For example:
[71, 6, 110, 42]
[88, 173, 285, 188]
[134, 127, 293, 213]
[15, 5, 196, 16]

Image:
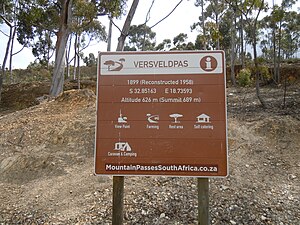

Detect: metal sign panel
[95, 51, 228, 177]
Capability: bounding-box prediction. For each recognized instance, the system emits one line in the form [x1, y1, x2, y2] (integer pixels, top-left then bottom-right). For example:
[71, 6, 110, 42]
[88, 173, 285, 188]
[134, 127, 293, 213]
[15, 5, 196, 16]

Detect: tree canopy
[0, 0, 299, 102]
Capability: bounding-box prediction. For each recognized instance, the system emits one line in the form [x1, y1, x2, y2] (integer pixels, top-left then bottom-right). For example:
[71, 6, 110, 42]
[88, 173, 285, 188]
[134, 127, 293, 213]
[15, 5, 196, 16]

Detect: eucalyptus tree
[221, 8, 239, 85]
[48, 0, 72, 96]
[204, 0, 227, 50]
[0, 0, 12, 101]
[192, 0, 207, 49]
[192, 0, 227, 50]
[172, 33, 191, 50]
[155, 39, 172, 51]
[16, 0, 127, 97]
[17, 1, 59, 66]
[226, 0, 268, 108]
[280, 11, 300, 59]
[260, 4, 283, 82]
[271, 2, 283, 83]
[260, 0, 298, 83]
[16, 0, 71, 96]
[173, 33, 188, 48]
[123, 24, 156, 51]
[69, 0, 106, 81]
[0, 0, 22, 101]
[191, 0, 230, 49]
[83, 53, 96, 67]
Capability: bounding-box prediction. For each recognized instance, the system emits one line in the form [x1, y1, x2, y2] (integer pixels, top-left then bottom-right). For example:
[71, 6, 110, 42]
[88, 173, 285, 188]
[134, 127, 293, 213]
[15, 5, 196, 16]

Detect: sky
[0, 0, 298, 69]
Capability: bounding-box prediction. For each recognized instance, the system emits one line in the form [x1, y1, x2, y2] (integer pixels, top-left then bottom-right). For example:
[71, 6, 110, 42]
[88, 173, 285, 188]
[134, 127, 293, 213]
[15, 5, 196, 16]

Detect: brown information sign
[95, 51, 228, 177]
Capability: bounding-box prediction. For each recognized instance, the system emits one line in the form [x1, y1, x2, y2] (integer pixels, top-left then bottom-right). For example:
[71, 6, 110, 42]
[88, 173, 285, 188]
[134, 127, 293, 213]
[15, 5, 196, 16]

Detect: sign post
[198, 178, 209, 225]
[95, 51, 228, 223]
[112, 176, 124, 225]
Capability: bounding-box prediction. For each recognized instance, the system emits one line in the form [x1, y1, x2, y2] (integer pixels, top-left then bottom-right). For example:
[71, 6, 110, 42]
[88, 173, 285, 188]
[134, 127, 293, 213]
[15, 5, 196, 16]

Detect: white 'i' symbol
[205, 57, 212, 70]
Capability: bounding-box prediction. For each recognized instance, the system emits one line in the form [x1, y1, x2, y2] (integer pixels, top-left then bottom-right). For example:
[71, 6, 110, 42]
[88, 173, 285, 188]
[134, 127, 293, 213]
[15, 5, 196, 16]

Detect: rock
[220, 185, 230, 191]
[261, 215, 267, 221]
[160, 213, 166, 218]
[288, 174, 296, 180]
[230, 220, 237, 224]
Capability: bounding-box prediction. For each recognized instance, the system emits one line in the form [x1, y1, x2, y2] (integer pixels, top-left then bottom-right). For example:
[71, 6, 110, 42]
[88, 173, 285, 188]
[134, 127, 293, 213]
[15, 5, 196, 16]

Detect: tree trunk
[73, 33, 78, 80]
[116, 0, 139, 51]
[0, 70, 3, 103]
[254, 40, 266, 108]
[240, 14, 245, 68]
[47, 31, 52, 69]
[77, 50, 81, 90]
[107, 16, 113, 51]
[216, 11, 220, 50]
[277, 20, 282, 83]
[252, 1, 266, 108]
[201, 0, 206, 50]
[49, 0, 73, 97]
[230, 10, 237, 86]
[9, 26, 17, 84]
[272, 0, 277, 83]
[76, 33, 81, 89]
[66, 34, 72, 79]
[0, 23, 13, 102]
[272, 22, 278, 82]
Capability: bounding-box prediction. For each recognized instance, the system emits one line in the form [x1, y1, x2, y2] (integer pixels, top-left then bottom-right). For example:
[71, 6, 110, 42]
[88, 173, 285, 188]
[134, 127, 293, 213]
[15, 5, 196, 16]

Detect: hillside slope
[0, 86, 299, 224]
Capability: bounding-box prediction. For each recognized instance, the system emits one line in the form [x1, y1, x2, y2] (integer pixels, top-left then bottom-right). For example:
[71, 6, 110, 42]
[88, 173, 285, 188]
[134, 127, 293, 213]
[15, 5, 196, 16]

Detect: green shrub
[237, 68, 252, 87]
[259, 65, 271, 84]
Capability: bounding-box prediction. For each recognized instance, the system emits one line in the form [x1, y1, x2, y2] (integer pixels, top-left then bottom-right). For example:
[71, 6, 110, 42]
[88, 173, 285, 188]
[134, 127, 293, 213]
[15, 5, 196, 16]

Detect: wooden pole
[198, 178, 209, 225]
[112, 176, 124, 225]
[111, 1, 139, 224]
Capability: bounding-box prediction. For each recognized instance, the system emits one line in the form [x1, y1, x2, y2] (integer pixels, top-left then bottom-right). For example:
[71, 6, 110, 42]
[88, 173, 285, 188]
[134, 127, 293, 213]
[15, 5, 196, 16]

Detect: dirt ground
[0, 81, 299, 224]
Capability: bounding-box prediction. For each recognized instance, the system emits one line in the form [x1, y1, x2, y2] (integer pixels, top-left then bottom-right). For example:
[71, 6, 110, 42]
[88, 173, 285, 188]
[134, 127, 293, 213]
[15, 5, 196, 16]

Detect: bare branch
[0, 29, 9, 37]
[145, 0, 155, 25]
[0, 14, 12, 27]
[12, 45, 25, 56]
[150, 0, 184, 29]
[110, 0, 155, 38]
[255, 0, 265, 21]
[79, 37, 93, 53]
[110, 17, 123, 34]
[68, 36, 93, 64]
[141, 0, 155, 51]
